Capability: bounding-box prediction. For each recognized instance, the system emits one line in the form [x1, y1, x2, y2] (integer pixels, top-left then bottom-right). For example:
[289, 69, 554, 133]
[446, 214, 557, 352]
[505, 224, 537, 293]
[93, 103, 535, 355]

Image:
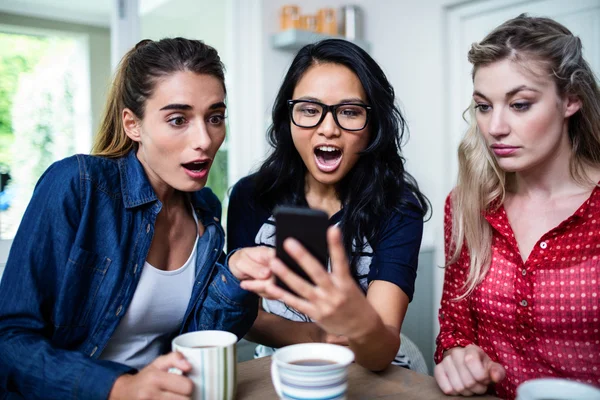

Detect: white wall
[140, 0, 227, 59]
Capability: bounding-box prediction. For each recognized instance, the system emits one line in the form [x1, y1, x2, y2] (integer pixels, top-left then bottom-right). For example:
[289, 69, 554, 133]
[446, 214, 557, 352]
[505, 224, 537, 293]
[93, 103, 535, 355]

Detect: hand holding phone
[274, 206, 329, 292]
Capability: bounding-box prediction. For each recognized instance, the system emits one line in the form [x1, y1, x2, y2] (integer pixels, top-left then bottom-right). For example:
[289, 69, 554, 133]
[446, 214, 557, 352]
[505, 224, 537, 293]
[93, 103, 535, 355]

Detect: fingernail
[287, 238, 300, 250]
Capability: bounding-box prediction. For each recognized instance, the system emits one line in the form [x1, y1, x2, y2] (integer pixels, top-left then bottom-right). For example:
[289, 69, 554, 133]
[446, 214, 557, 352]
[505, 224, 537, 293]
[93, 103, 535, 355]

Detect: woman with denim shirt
[0, 38, 273, 400]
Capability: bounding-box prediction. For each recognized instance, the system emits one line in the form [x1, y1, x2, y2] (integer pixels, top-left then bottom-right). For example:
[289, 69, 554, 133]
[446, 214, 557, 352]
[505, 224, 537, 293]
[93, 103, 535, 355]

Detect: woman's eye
[301, 107, 319, 116]
[168, 116, 186, 126]
[475, 103, 491, 113]
[208, 115, 225, 125]
[338, 107, 362, 118]
[511, 102, 531, 111]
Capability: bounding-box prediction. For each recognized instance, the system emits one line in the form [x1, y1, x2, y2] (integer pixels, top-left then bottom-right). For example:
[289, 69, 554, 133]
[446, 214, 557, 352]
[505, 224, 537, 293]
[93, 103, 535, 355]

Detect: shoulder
[229, 173, 265, 214]
[35, 154, 119, 195]
[230, 174, 258, 200]
[74, 154, 122, 197]
[445, 191, 453, 216]
[390, 187, 426, 224]
[227, 174, 272, 230]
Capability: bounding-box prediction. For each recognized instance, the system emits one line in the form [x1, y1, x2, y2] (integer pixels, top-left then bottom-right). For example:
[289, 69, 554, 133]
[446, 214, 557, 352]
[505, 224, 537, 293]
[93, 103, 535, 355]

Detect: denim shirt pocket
[52, 246, 111, 328]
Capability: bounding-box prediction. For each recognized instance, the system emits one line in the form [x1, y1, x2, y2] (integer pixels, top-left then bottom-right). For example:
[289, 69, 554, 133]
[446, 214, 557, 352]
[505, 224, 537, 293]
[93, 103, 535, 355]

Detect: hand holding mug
[109, 352, 193, 400]
[434, 344, 506, 396]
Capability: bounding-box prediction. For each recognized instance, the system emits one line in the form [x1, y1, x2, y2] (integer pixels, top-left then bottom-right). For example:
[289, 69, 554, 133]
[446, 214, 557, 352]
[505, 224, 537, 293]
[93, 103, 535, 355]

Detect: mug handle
[270, 360, 284, 398]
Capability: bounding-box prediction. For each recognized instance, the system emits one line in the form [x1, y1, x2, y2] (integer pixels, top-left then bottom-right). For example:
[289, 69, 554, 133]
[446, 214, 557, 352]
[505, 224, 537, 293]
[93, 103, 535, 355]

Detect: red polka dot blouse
[435, 188, 600, 400]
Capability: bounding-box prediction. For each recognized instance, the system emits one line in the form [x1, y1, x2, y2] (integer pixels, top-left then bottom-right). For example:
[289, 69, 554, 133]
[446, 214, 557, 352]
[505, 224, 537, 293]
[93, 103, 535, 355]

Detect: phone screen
[274, 206, 329, 292]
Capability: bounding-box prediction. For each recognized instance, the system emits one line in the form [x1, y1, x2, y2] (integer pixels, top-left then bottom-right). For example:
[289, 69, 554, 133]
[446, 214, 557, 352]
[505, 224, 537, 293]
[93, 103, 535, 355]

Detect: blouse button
[539, 241, 548, 249]
[520, 299, 528, 307]
[521, 269, 527, 276]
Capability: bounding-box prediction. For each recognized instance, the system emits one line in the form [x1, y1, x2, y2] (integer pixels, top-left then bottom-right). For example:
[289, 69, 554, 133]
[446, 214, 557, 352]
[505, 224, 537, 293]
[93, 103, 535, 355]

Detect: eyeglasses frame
[287, 99, 372, 131]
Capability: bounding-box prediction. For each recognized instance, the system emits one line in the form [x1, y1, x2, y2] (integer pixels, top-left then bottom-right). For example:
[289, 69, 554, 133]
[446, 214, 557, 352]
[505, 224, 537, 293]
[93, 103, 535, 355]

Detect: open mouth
[314, 145, 343, 172]
[182, 160, 209, 172]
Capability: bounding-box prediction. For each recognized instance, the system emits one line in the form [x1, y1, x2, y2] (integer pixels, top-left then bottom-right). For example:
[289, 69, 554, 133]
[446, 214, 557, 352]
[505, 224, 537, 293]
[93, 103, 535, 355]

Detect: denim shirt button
[221, 274, 227, 284]
[116, 305, 123, 316]
[90, 346, 98, 357]
[133, 263, 138, 274]
[146, 223, 151, 233]
[213, 216, 219, 222]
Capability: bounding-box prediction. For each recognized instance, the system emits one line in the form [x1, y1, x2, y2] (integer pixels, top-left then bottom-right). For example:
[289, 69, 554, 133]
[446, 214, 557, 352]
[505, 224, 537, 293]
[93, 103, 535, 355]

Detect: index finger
[464, 349, 491, 384]
[327, 226, 351, 278]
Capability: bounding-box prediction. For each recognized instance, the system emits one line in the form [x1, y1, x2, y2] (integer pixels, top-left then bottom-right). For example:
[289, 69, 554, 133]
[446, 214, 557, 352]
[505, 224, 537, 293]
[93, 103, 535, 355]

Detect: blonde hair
[91, 38, 225, 158]
[450, 14, 600, 297]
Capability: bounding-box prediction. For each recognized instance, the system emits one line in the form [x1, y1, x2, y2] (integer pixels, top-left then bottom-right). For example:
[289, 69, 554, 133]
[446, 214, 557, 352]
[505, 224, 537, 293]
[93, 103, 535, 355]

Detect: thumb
[488, 361, 506, 383]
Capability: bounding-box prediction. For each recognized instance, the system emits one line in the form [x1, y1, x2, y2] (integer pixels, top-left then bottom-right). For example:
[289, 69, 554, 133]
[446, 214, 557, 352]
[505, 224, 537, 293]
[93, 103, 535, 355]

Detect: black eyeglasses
[287, 99, 371, 131]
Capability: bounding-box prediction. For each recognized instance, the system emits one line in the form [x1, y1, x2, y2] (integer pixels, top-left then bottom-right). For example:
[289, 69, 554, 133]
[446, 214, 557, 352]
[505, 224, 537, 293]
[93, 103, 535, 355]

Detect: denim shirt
[0, 151, 258, 400]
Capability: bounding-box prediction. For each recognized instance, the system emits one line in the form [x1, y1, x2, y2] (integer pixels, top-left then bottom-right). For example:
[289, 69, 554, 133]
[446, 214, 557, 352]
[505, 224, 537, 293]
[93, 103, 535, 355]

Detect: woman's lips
[182, 160, 210, 179]
[491, 145, 519, 156]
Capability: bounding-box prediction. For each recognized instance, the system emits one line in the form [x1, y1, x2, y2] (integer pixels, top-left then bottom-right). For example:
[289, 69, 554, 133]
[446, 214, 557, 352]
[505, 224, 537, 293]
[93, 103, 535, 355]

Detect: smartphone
[274, 206, 329, 292]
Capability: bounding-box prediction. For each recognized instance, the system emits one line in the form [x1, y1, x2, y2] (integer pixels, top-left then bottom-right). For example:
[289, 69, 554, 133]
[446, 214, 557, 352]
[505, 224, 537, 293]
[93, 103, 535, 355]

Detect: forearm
[347, 314, 400, 372]
[245, 308, 323, 348]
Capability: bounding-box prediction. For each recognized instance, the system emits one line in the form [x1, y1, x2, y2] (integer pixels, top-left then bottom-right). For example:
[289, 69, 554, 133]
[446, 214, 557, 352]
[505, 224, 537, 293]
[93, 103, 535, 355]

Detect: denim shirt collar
[117, 150, 213, 213]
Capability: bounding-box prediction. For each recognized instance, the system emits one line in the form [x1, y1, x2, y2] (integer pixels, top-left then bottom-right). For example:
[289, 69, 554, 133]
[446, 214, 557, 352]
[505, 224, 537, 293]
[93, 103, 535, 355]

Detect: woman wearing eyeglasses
[227, 39, 429, 371]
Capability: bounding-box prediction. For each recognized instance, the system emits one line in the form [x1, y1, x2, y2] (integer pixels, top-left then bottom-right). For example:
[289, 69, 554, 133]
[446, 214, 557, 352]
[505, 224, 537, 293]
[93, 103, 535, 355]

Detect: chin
[176, 180, 207, 193]
[496, 159, 532, 174]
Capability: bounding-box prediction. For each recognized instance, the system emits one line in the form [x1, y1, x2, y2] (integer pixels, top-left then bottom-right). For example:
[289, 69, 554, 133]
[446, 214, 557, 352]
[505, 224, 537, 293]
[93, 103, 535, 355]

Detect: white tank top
[99, 211, 198, 370]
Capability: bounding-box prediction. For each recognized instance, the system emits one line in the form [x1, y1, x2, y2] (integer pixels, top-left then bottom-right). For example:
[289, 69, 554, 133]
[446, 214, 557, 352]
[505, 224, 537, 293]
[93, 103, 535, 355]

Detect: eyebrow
[473, 85, 541, 100]
[296, 96, 367, 104]
[159, 102, 226, 111]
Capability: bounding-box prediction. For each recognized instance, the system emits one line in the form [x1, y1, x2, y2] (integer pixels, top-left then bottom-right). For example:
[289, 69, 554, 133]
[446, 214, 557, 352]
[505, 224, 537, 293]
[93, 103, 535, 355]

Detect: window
[0, 29, 91, 240]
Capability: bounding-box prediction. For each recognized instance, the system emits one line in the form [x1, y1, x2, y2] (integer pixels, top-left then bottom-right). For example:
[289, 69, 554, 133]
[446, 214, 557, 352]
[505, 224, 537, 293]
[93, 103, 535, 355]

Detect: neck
[304, 173, 340, 217]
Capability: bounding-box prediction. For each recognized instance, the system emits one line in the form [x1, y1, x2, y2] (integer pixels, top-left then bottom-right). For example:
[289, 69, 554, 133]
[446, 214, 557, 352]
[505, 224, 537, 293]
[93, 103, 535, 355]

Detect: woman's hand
[244, 226, 379, 340]
[109, 352, 193, 400]
[434, 344, 506, 396]
[228, 246, 275, 293]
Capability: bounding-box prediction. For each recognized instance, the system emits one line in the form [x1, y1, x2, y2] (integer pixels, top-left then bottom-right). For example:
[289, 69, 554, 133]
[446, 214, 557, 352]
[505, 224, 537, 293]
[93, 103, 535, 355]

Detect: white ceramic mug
[516, 378, 600, 400]
[171, 330, 237, 400]
[271, 343, 355, 400]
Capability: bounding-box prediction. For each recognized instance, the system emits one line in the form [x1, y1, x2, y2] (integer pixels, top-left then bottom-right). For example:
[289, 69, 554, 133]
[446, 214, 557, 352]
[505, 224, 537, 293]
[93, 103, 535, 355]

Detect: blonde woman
[435, 14, 600, 399]
[0, 38, 271, 400]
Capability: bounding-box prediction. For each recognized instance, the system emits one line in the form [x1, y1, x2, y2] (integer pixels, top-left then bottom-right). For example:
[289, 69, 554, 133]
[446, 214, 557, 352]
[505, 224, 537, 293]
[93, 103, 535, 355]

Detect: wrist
[309, 324, 327, 343]
[108, 374, 132, 400]
[346, 308, 384, 344]
[226, 248, 242, 279]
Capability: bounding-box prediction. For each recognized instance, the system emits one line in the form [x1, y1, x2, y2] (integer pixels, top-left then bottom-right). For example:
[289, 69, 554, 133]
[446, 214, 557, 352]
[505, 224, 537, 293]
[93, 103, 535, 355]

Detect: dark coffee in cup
[289, 359, 337, 366]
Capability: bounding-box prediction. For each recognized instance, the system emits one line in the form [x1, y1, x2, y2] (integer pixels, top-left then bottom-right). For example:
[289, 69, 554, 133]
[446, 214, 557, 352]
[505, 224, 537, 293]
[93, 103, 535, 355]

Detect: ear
[123, 108, 142, 142]
[563, 94, 582, 118]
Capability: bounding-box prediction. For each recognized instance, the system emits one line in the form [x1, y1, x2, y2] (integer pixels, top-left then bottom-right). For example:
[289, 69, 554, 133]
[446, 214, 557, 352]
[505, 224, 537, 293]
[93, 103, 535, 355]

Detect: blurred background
[0, 0, 598, 372]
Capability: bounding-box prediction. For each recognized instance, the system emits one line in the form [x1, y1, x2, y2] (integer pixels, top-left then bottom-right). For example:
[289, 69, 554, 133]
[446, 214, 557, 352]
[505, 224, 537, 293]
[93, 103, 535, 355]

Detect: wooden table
[237, 356, 499, 399]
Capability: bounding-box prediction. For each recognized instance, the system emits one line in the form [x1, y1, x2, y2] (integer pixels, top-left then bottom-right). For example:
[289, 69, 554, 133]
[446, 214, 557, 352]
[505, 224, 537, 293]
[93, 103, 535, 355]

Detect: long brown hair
[91, 38, 226, 158]
[450, 14, 600, 297]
